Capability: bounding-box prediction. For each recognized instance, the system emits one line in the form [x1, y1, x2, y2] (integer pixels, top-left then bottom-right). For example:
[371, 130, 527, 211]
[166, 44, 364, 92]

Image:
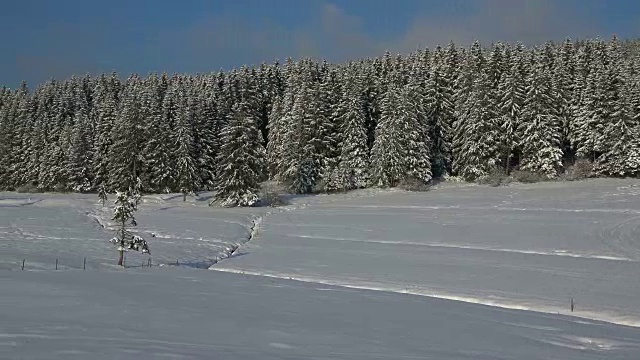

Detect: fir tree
[594, 36, 640, 176]
[370, 82, 431, 187]
[109, 75, 144, 191]
[109, 189, 149, 266]
[326, 71, 369, 191]
[425, 45, 455, 177]
[174, 87, 198, 201]
[519, 49, 563, 178]
[213, 99, 266, 207]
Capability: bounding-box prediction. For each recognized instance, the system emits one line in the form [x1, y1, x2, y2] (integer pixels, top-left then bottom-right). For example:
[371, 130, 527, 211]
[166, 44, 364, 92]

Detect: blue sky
[1, 0, 639, 88]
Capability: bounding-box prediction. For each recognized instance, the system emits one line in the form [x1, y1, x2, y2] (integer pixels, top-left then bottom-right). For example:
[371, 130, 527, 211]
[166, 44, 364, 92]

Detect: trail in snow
[209, 267, 640, 329]
[329, 203, 640, 215]
[214, 188, 397, 265]
[289, 234, 635, 262]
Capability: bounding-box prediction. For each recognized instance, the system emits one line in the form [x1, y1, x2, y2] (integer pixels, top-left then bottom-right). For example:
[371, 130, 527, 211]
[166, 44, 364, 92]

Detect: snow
[213, 179, 640, 328]
[0, 192, 267, 270]
[2, 179, 640, 358]
[3, 268, 640, 359]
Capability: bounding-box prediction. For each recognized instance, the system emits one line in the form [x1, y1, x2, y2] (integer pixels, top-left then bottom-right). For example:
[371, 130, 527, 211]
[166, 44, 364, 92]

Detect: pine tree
[283, 81, 321, 193]
[109, 189, 149, 266]
[0, 83, 27, 189]
[497, 43, 527, 173]
[92, 73, 120, 190]
[370, 82, 431, 187]
[67, 97, 93, 192]
[594, 36, 640, 176]
[191, 77, 218, 191]
[326, 70, 369, 191]
[109, 75, 144, 191]
[425, 45, 455, 177]
[519, 48, 563, 178]
[554, 39, 577, 161]
[452, 41, 500, 180]
[141, 74, 174, 193]
[574, 39, 608, 162]
[213, 98, 266, 207]
[174, 85, 198, 201]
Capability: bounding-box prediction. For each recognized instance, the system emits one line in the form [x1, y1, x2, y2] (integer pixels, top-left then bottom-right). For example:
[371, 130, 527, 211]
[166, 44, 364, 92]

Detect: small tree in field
[109, 189, 149, 266]
[98, 184, 108, 207]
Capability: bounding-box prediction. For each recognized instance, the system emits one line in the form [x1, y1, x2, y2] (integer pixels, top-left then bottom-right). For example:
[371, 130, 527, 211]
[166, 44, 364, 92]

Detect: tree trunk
[118, 250, 124, 266]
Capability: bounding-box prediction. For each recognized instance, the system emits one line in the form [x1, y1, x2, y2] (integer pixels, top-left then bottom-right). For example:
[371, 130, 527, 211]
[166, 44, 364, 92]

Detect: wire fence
[4, 244, 238, 271]
[5, 256, 222, 271]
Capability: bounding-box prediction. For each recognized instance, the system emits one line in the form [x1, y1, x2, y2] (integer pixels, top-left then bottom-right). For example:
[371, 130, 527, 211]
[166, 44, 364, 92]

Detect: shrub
[442, 173, 465, 183]
[258, 182, 290, 207]
[562, 159, 593, 181]
[510, 170, 548, 183]
[53, 182, 70, 193]
[477, 168, 509, 187]
[16, 183, 40, 193]
[398, 177, 431, 192]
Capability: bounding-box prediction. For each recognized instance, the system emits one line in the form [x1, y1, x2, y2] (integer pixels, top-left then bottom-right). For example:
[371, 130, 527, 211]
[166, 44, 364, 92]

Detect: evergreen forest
[1, 37, 640, 205]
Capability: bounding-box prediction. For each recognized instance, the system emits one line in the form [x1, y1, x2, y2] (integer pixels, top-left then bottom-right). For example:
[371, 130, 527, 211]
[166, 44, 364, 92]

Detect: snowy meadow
[2, 179, 640, 359]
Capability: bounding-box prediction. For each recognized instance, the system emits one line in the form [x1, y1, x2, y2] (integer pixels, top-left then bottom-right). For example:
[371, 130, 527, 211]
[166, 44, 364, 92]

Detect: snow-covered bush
[398, 177, 431, 192]
[509, 170, 549, 183]
[258, 182, 289, 207]
[477, 168, 510, 187]
[562, 159, 594, 181]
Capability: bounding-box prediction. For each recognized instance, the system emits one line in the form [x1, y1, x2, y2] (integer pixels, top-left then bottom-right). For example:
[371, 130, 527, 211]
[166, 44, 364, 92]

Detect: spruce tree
[326, 70, 369, 191]
[213, 98, 266, 207]
[92, 73, 120, 190]
[425, 45, 455, 177]
[497, 43, 527, 173]
[594, 36, 640, 176]
[109, 75, 144, 191]
[370, 82, 431, 187]
[174, 86, 198, 201]
[109, 189, 149, 266]
[519, 49, 563, 178]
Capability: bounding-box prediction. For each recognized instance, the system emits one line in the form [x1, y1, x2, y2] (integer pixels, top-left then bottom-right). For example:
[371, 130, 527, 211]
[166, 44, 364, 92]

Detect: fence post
[83, 257, 86, 270]
[55, 259, 58, 270]
[148, 258, 151, 267]
[22, 259, 25, 270]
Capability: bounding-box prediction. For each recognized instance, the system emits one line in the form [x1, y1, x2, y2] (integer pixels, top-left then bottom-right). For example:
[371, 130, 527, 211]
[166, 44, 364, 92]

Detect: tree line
[0, 36, 639, 206]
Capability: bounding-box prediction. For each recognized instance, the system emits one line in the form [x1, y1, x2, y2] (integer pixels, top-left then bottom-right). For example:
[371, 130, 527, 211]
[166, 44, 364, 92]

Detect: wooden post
[22, 259, 25, 270]
[570, 297, 575, 312]
[55, 259, 58, 270]
[148, 258, 151, 267]
[83, 257, 86, 270]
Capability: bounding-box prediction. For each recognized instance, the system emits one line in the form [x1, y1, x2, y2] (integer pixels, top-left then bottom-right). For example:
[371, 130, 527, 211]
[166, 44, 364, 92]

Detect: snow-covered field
[216, 179, 640, 328]
[0, 192, 265, 270]
[2, 179, 640, 359]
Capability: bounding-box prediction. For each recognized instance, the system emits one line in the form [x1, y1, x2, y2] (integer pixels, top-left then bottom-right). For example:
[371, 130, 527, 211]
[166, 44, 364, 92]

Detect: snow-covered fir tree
[594, 36, 640, 176]
[518, 48, 564, 178]
[109, 75, 144, 191]
[497, 43, 527, 173]
[213, 97, 266, 207]
[109, 189, 149, 266]
[325, 69, 369, 191]
[370, 81, 431, 187]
